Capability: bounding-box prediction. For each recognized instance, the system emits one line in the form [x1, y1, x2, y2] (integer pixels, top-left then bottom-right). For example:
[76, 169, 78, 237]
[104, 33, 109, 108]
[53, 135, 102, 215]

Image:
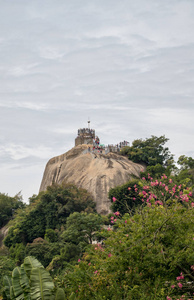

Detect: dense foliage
[1, 183, 103, 291]
[1, 136, 194, 299]
[0, 193, 25, 228]
[176, 155, 194, 185]
[55, 174, 193, 300]
[108, 179, 144, 216]
[4, 183, 96, 248]
[0, 248, 15, 295]
[2, 256, 69, 300]
[120, 135, 173, 167]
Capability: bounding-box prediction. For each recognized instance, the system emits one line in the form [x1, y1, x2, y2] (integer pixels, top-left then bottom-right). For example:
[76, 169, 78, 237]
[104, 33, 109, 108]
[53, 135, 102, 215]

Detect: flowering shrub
[110, 174, 193, 216]
[166, 269, 194, 299]
[109, 179, 145, 215]
[61, 176, 194, 299]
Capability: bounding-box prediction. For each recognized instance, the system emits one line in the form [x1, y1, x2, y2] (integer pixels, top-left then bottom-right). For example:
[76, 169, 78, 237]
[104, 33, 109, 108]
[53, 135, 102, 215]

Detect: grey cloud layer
[0, 0, 193, 201]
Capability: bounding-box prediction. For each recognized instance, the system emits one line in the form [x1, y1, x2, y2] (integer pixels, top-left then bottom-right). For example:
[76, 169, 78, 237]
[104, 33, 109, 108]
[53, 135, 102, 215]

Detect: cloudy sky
[0, 0, 194, 202]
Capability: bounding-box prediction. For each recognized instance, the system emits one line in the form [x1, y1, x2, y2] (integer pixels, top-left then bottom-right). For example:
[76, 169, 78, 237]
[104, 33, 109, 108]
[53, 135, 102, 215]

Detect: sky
[0, 0, 194, 203]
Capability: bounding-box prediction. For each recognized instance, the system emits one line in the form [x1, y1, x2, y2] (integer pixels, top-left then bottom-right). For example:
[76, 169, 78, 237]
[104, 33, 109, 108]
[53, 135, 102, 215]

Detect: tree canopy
[63, 175, 194, 299]
[120, 135, 173, 167]
[4, 183, 96, 247]
[0, 193, 24, 228]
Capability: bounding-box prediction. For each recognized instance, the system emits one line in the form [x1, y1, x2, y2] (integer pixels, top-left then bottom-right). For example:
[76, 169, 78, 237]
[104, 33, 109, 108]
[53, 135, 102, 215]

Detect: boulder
[39, 145, 144, 214]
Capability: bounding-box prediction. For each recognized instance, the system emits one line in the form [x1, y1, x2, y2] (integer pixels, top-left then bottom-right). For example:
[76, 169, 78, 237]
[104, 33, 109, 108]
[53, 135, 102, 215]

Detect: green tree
[108, 179, 144, 216]
[177, 155, 194, 170]
[25, 238, 60, 268]
[9, 243, 25, 265]
[62, 212, 103, 245]
[64, 204, 194, 299]
[176, 155, 194, 185]
[121, 135, 174, 171]
[4, 183, 96, 248]
[61, 176, 194, 299]
[44, 229, 59, 243]
[45, 212, 104, 274]
[0, 254, 15, 296]
[0, 192, 24, 228]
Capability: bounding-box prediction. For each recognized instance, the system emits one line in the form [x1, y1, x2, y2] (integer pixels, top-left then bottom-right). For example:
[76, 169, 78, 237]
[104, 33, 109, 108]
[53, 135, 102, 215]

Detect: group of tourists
[88, 139, 129, 154]
[78, 128, 95, 138]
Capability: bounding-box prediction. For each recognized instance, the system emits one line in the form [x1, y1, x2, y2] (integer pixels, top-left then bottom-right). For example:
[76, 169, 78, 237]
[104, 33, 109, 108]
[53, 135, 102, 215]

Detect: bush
[63, 176, 194, 299]
[4, 183, 96, 247]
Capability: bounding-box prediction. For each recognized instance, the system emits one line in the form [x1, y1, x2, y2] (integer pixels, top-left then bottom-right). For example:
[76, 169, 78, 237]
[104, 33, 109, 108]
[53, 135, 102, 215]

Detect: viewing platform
[75, 124, 129, 155]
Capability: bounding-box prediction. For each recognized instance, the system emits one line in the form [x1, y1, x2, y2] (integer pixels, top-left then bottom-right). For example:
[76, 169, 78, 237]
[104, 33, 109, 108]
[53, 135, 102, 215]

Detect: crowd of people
[88, 138, 129, 154]
[78, 128, 95, 138]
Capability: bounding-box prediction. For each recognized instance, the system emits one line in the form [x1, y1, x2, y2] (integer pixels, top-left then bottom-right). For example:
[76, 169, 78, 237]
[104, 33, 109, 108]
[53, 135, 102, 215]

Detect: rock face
[39, 144, 144, 215]
[0, 225, 9, 247]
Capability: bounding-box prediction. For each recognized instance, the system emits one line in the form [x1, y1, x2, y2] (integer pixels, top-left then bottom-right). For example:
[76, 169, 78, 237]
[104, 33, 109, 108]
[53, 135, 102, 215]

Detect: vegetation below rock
[1, 135, 194, 299]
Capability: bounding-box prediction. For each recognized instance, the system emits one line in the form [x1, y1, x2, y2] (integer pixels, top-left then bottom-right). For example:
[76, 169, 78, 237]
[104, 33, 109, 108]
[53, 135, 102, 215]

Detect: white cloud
[0, 144, 53, 160]
[0, 0, 193, 200]
[7, 63, 40, 77]
[38, 46, 65, 60]
[0, 101, 50, 111]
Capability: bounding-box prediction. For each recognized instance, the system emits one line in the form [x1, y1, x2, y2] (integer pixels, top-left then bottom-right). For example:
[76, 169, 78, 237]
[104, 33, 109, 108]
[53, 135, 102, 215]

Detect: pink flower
[125, 220, 127, 223]
[177, 282, 183, 288]
[169, 178, 172, 183]
[94, 270, 98, 274]
[88, 262, 91, 266]
[114, 211, 120, 216]
[142, 177, 145, 180]
[108, 253, 112, 257]
[191, 202, 194, 208]
[133, 197, 136, 200]
[78, 259, 81, 262]
[128, 187, 131, 190]
[171, 285, 175, 289]
[112, 197, 117, 202]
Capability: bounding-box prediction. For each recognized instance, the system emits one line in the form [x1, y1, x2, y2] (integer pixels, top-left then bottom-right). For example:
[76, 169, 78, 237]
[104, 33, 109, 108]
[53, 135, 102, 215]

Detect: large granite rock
[39, 144, 144, 214]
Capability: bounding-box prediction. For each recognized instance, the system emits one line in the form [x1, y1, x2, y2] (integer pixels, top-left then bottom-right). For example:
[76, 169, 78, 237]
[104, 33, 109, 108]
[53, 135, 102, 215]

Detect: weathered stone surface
[39, 144, 144, 215]
[0, 225, 9, 247]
